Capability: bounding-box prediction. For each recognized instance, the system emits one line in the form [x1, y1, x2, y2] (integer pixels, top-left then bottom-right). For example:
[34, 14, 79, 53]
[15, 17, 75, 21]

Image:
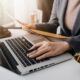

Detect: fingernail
[36, 58, 40, 60]
[27, 54, 29, 56]
[28, 48, 32, 50]
[29, 55, 33, 58]
[28, 49, 34, 53]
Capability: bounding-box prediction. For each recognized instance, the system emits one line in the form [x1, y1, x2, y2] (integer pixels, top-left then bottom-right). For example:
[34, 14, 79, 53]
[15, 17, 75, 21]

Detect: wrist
[32, 24, 36, 29]
[63, 42, 71, 50]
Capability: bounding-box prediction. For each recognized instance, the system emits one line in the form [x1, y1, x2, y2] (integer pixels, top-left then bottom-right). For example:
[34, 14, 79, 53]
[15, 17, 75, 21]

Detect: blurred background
[0, 0, 54, 26]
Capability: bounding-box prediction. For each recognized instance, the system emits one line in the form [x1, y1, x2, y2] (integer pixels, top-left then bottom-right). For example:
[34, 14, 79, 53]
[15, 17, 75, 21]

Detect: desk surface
[0, 59, 80, 80]
[0, 29, 80, 80]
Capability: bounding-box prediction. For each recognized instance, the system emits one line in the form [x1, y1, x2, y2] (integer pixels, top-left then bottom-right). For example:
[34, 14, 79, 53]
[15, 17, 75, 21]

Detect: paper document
[7, 13, 68, 39]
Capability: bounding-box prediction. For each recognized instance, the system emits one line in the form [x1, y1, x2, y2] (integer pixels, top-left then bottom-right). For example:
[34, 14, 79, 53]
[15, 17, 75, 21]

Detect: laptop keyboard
[0, 42, 18, 71]
[5, 37, 45, 67]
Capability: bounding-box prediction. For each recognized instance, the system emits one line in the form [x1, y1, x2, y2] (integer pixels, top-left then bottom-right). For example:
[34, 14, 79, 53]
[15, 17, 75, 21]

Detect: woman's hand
[22, 23, 36, 33]
[27, 41, 70, 60]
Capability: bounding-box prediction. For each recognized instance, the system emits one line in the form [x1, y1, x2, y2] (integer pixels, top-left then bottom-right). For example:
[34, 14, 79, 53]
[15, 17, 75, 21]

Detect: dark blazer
[36, 0, 80, 55]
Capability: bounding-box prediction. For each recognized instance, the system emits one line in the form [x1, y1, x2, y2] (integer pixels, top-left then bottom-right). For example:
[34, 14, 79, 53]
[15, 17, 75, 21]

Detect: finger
[37, 45, 45, 51]
[16, 19, 28, 27]
[23, 27, 35, 34]
[36, 49, 59, 60]
[36, 41, 49, 50]
[28, 47, 49, 58]
[36, 52, 50, 60]
[29, 42, 42, 50]
[27, 29, 34, 33]
[27, 50, 37, 57]
[22, 26, 30, 31]
[22, 25, 31, 30]
[27, 42, 43, 56]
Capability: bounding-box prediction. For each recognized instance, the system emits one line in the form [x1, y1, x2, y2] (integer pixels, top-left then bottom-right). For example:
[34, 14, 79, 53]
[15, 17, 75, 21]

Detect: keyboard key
[0, 42, 18, 66]
[6, 40, 29, 67]
[15, 38, 27, 50]
[21, 37, 32, 48]
[13, 38, 38, 64]
[6, 39, 37, 66]
[11, 39, 26, 53]
[15, 38, 29, 54]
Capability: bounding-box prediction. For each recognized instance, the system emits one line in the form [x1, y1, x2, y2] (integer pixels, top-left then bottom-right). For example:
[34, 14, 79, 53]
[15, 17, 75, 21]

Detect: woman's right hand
[17, 19, 36, 33]
[22, 23, 36, 33]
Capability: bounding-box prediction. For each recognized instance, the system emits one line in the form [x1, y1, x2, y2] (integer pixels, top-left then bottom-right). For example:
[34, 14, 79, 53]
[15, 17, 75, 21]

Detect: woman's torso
[65, 0, 80, 31]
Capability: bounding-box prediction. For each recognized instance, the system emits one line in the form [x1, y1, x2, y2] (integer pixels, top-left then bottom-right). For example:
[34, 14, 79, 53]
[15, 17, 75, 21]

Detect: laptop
[0, 32, 72, 75]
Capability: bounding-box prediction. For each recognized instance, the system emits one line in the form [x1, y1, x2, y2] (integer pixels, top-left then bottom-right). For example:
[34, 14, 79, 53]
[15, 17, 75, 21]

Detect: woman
[26, 0, 80, 60]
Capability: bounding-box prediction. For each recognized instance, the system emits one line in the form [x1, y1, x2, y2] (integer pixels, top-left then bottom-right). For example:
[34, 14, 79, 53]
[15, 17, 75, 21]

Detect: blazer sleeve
[36, 0, 59, 33]
[67, 34, 80, 54]
[67, 11, 80, 54]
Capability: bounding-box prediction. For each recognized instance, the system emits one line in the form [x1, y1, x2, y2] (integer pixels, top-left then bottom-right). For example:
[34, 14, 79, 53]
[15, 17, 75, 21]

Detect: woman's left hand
[27, 41, 70, 60]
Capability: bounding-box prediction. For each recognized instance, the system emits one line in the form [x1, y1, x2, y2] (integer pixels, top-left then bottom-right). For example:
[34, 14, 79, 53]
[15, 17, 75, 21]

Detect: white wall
[0, 0, 14, 25]
[0, 0, 37, 26]
[14, 0, 37, 24]
[0, 3, 3, 25]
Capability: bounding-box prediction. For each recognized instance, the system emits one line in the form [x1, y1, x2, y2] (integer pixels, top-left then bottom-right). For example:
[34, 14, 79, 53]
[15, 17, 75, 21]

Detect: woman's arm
[67, 35, 80, 54]
[36, 0, 59, 33]
[22, 0, 59, 33]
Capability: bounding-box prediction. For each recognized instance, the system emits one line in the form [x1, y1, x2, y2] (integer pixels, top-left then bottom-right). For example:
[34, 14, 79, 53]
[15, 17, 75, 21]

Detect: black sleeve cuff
[36, 23, 58, 33]
[67, 37, 80, 55]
